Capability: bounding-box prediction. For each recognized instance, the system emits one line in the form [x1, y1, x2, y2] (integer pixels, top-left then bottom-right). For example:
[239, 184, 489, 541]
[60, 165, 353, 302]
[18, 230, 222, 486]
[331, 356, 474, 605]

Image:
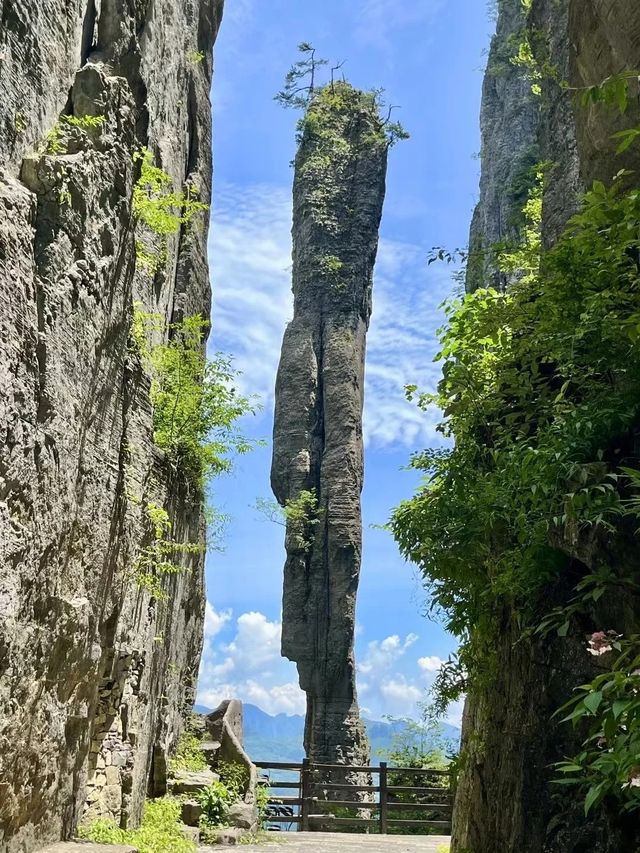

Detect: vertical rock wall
[453, 2, 640, 852]
[271, 85, 388, 767]
[0, 1, 223, 850]
[466, 0, 540, 291]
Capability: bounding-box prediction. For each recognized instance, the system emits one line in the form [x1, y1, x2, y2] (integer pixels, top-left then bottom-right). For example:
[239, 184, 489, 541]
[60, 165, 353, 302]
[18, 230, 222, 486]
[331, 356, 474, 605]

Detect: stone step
[37, 844, 137, 853]
[169, 767, 219, 795]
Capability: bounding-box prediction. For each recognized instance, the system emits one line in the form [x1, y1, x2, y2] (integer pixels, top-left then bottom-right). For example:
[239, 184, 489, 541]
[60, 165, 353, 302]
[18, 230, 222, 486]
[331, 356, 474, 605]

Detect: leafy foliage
[79, 797, 194, 853]
[554, 634, 640, 814]
[44, 113, 105, 155]
[379, 713, 451, 835]
[255, 489, 321, 552]
[169, 725, 207, 772]
[195, 763, 249, 839]
[132, 309, 259, 486]
[132, 148, 207, 272]
[275, 42, 329, 109]
[198, 780, 232, 827]
[134, 502, 201, 600]
[218, 761, 249, 801]
[392, 172, 640, 712]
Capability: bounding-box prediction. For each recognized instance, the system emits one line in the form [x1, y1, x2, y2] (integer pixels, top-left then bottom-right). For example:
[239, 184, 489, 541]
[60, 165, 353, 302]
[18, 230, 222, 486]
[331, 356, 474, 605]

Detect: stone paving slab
[201, 832, 450, 852]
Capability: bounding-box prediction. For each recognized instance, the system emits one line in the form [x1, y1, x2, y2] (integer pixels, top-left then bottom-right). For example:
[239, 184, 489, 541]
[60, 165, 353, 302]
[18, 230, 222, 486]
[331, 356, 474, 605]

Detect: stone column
[271, 83, 388, 769]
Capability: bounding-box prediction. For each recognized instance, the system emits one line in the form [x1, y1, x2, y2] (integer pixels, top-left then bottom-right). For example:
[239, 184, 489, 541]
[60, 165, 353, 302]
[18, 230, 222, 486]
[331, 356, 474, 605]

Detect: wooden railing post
[379, 762, 388, 835]
[301, 758, 311, 832]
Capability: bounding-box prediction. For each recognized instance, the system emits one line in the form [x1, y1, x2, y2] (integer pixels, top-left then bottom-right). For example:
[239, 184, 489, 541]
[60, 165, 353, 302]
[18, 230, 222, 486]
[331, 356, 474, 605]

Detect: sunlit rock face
[0, 1, 223, 850]
[466, 0, 540, 292]
[271, 89, 387, 770]
[453, 2, 640, 852]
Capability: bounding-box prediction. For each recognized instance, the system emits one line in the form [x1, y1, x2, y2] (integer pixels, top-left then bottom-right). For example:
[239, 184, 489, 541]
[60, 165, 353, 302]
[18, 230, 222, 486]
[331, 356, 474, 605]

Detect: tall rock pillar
[271, 83, 388, 766]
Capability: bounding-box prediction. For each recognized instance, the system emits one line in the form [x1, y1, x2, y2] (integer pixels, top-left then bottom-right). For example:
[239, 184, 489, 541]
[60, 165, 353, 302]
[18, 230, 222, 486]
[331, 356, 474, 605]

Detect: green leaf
[584, 781, 606, 815]
[612, 698, 631, 719]
[583, 691, 604, 714]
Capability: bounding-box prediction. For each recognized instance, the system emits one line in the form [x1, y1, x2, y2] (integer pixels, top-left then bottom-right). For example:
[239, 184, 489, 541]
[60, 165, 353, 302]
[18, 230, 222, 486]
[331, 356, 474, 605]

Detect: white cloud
[209, 183, 292, 405]
[198, 608, 304, 716]
[223, 611, 282, 670]
[209, 182, 451, 450]
[358, 632, 418, 676]
[379, 676, 424, 715]
[197, 609, 457, 726]
[204, 601, 232, 642]
[417, 655, 444, 675]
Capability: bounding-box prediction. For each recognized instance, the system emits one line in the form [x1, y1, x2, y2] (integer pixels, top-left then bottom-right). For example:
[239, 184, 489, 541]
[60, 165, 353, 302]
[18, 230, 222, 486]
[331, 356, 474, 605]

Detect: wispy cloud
[358, 632, 419, 677]
[209, 181, 451, 449]
[353, 0, 444, 55]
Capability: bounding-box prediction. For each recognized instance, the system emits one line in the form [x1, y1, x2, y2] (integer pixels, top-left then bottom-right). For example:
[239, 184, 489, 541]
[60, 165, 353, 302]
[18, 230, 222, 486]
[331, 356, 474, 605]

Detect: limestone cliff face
[0, 1, 223, 850]
[453, 3, 640, 852]
[271, 86, 387, 767]
[466, 0, 540, 291]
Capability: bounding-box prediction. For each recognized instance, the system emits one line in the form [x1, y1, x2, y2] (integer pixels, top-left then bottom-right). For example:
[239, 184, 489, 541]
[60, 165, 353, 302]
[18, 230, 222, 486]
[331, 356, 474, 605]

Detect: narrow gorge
[4, 2, 640, 852]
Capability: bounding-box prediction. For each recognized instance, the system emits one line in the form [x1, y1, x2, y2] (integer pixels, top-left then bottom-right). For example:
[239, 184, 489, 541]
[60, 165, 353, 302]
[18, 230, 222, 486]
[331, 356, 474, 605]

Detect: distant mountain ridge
[193, 703, 460, 763]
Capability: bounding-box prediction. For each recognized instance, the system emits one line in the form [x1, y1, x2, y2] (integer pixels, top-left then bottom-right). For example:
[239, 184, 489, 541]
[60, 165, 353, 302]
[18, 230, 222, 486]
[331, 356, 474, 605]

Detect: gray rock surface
[181, 800, 203, 827]
[271, 86, 388, 769]
[465, 0, 540, 291]
[198, 826, 245, 846]
[0, 1, 224, 850]
[453, 2, 640, 852]
[170, 770, 219, 797]
[225, 802, 258, 832]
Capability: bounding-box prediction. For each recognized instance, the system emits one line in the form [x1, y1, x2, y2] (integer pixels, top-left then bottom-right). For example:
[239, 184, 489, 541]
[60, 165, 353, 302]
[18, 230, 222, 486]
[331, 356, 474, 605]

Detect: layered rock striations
[453, 2, 640, 852]
[0, 1, 223, 850]
[271, 84, 388, 767]
[466, 0, 540, 291]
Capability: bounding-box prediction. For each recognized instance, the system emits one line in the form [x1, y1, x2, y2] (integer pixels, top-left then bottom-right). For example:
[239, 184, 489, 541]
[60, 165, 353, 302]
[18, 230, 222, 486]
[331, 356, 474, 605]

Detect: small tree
[275, 42, 329, 109]
[379, 712, 451, 836]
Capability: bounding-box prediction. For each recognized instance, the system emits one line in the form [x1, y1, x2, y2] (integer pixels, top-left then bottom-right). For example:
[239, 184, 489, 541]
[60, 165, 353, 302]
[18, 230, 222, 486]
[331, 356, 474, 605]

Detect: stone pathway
[202, 832, 450, 852]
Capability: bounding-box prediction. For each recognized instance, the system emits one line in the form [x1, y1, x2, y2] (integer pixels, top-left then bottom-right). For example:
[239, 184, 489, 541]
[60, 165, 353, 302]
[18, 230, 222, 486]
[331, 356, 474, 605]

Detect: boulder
[226, 801, 258, 831]
[169, 769, 218, 796]
[181, 799, 202, 827]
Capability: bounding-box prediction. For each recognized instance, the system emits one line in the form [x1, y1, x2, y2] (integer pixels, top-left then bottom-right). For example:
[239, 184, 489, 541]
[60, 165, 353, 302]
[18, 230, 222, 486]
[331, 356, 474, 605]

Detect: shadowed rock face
[453, 2, 640, 851]
[0, 1, 223, 850]
[271, 85, 388, 766]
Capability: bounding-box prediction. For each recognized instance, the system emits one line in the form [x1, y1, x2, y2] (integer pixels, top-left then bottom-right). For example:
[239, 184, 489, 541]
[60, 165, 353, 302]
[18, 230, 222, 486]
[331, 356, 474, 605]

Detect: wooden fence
[253, 759, 453, 835]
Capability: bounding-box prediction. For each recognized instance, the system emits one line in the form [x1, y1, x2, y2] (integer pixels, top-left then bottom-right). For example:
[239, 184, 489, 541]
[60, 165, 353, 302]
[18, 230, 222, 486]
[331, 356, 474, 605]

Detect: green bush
[218, 761, 249, 801]
[79, 797, 194, 853]
[380, 716, 451, 836]
[197, 780, 234, 840]
[392, 172, 640, 713]
[132, 149, 207, 272]
[132, 309, 259, 486]
[169, 729, 207, 773]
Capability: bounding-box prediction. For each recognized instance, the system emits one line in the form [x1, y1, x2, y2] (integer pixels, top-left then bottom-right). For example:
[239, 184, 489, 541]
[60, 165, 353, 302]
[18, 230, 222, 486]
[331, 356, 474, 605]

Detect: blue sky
[197, 0, 494, 727]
